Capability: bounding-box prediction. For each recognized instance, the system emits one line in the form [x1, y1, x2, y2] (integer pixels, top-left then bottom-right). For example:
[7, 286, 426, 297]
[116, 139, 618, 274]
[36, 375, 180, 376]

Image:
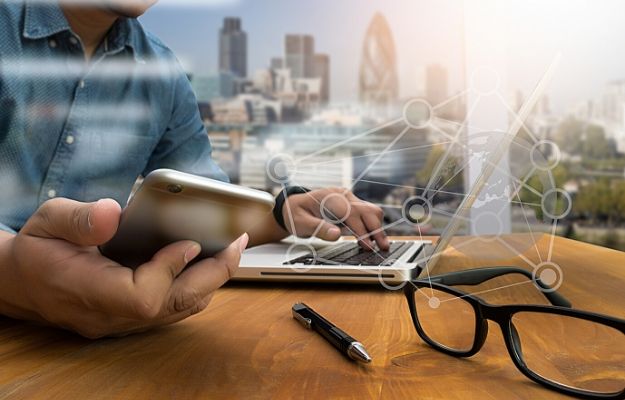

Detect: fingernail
[238, 233, 249, 253]
[184, 243, 202, 264]
[328, 226, 341, 236]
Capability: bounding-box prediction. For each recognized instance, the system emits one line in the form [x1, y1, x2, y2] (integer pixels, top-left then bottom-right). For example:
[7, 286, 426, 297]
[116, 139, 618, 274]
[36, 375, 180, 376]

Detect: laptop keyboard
[283, 241, 413, 267]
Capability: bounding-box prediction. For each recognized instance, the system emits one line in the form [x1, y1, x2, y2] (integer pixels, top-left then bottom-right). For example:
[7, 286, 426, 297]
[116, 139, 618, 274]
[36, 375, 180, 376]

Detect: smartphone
[99, 169, 275, 269]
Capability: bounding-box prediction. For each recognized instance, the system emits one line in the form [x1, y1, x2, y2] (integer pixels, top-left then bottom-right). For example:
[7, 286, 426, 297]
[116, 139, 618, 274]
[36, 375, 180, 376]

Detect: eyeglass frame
[403, 266, 625, 400]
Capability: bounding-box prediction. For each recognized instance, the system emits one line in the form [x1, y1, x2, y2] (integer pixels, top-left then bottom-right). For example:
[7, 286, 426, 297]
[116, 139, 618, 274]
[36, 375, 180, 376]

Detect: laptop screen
[417, 55, 560, 275]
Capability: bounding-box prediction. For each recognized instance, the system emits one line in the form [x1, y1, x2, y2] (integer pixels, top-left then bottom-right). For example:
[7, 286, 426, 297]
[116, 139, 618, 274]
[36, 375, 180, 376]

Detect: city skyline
[140, 0, 625, 116]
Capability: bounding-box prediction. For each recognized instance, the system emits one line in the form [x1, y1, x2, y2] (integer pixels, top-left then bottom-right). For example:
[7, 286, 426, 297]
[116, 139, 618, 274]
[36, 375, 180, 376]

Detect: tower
[219, 17, 247, 78]
[285, 34, 315, 79]
[313, 53, 330, 104]
[359, 13, 399, 108]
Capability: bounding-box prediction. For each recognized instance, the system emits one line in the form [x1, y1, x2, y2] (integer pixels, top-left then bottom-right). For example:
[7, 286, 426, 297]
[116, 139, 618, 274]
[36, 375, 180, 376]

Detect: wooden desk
[0, 235, 623, 399]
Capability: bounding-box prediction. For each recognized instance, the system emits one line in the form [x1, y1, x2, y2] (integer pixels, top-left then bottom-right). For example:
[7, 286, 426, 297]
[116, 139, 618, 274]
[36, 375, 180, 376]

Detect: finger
[344, 215, 375, 250]
[361, 211, 390, 251]
[294, 212, 342, 241]
[22, 198, 121, 246]
[345, 193, 383, 250]
[129, 240, 202, 319]
[167, 234, 248, 314]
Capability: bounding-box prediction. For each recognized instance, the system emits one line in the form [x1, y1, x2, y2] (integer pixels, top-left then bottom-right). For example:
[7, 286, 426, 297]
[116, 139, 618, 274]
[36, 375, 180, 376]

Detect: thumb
[297, 214, 342, 241]
[315, 221, 342, 241]
[22, 198, 121, 246]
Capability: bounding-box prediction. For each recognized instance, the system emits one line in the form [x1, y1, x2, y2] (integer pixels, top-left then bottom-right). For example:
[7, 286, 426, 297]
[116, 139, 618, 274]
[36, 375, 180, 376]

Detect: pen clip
[292, 309, 312, 329]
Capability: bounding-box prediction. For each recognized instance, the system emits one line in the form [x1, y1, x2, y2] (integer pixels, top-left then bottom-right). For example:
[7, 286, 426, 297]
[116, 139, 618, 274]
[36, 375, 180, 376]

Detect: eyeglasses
[404, 267, 625, 399]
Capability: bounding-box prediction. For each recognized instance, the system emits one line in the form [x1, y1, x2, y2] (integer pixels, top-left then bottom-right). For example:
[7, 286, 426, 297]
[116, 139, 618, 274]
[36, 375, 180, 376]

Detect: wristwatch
[273, 186, 311, 231]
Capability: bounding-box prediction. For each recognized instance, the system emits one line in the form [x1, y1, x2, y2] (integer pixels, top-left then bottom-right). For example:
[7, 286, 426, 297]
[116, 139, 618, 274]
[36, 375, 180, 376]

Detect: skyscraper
[270, 57, 284, 70]
[313, 54, 330, 104]
[285, 34, 315, 79]
[219, 17, 247, 78]
[359, 13, 399, 108]
[426, 64, 448, 107]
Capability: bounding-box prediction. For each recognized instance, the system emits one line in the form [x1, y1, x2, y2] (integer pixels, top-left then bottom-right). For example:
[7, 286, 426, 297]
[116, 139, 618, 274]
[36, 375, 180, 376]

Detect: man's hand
[0, 198, 248, 339]
[282, 188, 390, 251]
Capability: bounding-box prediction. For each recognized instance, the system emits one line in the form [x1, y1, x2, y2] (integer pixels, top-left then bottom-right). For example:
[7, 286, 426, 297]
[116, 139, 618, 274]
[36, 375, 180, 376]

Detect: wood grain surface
[0, 234, 623, 400]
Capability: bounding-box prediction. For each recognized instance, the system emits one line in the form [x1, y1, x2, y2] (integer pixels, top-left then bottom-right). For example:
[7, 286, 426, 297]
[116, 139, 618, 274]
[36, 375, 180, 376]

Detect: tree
[519, 164, 569, 221]
[582, 125, 614, 159]
[573, 179, 621, 224]
[554, 117, 583, 155]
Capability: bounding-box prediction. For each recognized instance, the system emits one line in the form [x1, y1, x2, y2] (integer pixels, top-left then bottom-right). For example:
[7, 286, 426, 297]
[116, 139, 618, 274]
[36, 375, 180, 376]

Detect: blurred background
[141, 0, 625, 250]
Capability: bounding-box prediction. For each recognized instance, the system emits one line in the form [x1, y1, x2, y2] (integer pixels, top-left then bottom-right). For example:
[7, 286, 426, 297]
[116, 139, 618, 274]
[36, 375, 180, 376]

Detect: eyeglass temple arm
[427, 267, 572, 308]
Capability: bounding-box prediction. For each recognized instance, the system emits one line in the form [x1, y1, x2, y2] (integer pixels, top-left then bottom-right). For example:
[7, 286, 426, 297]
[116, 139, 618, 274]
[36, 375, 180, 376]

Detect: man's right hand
[0, 198, 248, 339]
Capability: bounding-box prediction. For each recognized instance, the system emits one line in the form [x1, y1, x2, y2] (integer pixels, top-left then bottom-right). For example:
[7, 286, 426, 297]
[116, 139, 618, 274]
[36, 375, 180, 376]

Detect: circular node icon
[473, 211, 504, 242]
[266, 153, 296, 184]
[403, 98, 433, 129]
[428, 296, 441, 309]
[530, 140, 561, 171]
[532, 261, 564, 292]
[285, 243, 317, 274]
[402, 196, 432, 226]
[470, 67, 501, 95]
[320, 193, 352, 224]
[541, 188, 572, 220]
[377, 262, 408, 291]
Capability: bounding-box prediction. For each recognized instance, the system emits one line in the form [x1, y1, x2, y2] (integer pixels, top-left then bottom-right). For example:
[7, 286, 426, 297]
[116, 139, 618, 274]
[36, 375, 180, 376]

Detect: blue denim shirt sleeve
[142, 61, 229, 183]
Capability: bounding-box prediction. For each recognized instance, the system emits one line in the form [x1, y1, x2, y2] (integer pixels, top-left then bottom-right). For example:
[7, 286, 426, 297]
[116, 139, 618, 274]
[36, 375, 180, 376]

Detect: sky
[140, 0, 625, 115]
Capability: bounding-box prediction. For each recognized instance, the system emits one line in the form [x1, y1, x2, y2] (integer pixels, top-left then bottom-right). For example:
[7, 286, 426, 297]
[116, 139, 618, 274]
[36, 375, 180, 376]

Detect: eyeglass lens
[511, 312, 625, 395]
[414, 287, 476, 353]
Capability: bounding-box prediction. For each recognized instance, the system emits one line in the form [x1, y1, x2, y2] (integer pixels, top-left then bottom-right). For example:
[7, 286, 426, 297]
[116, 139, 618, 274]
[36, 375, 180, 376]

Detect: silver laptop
[235, 57, 558, 284]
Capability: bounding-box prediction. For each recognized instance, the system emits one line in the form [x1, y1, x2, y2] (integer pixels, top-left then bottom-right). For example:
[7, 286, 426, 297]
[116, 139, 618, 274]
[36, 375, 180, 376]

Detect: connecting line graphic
[510, 179, 544, 263]
[415, 222, 435, 297]
[295, 170, 469, 198]
[438, 278, 537, 304]
[496, 92, 541, 144]
[431, 89, 471, 111]
[348, 125, 412, 192]
[267, 64, 568, 305]
[294, 117, 404, 164]
[297, 141, 450, 168]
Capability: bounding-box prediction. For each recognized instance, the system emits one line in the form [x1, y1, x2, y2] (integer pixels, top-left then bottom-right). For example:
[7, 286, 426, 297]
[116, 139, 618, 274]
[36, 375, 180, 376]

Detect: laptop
[235, 57, 558, 284]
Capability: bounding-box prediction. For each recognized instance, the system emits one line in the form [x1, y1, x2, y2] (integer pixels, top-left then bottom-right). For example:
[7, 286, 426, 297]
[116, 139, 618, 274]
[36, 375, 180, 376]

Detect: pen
[291, 302, 372, 363]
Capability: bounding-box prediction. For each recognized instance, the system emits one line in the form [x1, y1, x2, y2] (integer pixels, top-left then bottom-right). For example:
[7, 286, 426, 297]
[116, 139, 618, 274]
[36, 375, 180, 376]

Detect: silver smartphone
[99, 169, 275, 269]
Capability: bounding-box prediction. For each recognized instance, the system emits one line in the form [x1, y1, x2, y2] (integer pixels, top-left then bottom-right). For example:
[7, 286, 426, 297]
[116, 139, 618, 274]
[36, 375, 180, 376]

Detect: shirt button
[49, 39, 57, 48]
[66, 135, 75, 145]
[47, 189, 57, 198]
[79, 80, 85, 89]
[69, 36, 78, 46]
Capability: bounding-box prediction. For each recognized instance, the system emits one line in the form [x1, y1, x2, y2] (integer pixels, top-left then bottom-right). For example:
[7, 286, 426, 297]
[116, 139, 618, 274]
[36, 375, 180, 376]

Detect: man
[0, 0, 389, 338]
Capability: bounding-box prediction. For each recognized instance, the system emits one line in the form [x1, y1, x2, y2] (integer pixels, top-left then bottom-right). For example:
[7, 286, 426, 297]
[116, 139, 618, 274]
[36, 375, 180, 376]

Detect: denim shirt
[0, 1, 228, 233]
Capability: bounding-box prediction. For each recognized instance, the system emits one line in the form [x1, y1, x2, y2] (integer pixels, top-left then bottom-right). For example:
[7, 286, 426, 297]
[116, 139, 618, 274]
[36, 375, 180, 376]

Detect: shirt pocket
[75, 129, 157, 203]
[89, 130, 156, 159]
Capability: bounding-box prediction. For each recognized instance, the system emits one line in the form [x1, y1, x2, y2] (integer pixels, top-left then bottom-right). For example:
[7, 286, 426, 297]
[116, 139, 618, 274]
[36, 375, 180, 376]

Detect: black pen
[291, 302, 372, 363]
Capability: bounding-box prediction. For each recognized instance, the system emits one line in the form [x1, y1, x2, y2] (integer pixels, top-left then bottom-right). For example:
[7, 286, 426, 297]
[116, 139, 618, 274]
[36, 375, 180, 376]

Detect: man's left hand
[282, 188, 390, 251]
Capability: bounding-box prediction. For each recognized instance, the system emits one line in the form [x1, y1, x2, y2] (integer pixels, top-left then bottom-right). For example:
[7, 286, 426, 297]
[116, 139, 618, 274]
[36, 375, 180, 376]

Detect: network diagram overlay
[264, 65, 569, 303]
